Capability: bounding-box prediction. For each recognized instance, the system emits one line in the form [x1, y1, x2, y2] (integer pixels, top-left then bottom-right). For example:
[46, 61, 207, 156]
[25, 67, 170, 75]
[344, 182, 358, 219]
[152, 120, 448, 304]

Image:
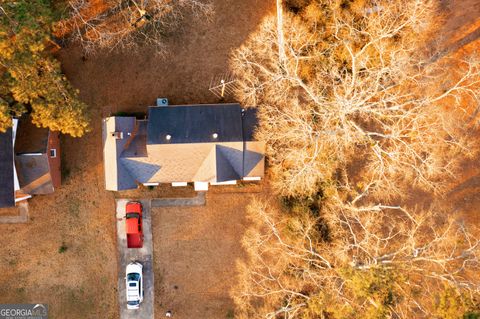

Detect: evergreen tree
[0, 0, 89, 136]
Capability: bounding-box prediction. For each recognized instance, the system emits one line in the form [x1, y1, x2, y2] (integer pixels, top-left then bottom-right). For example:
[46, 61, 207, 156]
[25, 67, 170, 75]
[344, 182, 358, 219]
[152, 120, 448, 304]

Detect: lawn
[151, 192, 255, 319]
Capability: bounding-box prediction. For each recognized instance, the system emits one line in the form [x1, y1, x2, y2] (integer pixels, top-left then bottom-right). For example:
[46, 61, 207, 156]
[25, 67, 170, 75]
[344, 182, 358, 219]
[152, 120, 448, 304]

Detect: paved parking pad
[116, 199, 154, 319]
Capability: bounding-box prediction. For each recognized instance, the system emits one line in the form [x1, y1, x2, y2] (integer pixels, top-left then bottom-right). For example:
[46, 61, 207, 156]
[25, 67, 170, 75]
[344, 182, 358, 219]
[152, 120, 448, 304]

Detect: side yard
[152, 192, 253, 319]
[0, 166, 118, 319]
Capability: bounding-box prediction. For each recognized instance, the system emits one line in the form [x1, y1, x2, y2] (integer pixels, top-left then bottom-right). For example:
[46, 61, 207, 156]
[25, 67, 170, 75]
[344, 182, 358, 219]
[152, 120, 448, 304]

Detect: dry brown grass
[151, 192, 256, 319]
[0, 166, 118, 319]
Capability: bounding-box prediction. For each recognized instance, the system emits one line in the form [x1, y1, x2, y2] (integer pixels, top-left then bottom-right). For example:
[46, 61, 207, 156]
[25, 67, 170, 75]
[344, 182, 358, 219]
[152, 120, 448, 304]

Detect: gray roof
[103, 104, 265, 190]
[215, 145, 241, 181]
[0, 128, 15, 208]
[15, 154, 53, 194]
[147, 104, 244, 144]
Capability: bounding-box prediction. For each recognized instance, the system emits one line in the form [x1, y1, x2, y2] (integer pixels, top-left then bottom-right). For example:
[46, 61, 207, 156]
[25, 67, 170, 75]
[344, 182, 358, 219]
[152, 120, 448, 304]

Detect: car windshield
[127, 273, 140, 281]
[127, 301, 139, 306]
[126, 213, 140, 219]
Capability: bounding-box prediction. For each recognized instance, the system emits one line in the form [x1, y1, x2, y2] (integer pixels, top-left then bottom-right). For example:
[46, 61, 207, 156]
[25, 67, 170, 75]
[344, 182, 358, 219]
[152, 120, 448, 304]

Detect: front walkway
[151, 192, 205, 207]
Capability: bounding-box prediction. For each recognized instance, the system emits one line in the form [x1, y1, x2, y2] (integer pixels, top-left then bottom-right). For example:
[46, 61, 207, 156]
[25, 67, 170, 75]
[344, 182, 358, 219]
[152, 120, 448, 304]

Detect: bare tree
[233, 198, 480, 318]
[230, 0, 480, 198]
[230, 0, 480, 317]
[56, 0, 213, 54]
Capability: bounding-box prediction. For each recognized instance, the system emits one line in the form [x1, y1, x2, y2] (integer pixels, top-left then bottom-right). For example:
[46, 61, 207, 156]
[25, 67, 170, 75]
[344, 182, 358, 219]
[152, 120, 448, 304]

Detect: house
[103, 103, 265, 191]
[0, 117, 61, 208]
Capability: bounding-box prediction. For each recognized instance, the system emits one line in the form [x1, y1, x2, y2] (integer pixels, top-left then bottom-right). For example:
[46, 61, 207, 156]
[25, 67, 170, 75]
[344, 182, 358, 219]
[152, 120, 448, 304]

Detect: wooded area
[231, 0, 480, 318]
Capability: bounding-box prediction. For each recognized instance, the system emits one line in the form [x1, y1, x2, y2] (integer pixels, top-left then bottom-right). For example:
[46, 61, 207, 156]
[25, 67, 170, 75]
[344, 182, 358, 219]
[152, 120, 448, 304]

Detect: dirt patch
[151, 192, 253, 319]
[56, 0, 276, 112]
[438, 0, 480, 45]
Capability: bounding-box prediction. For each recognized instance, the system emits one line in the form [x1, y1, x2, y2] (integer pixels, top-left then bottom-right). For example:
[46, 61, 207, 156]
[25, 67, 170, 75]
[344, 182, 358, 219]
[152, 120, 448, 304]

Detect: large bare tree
[230, 0, 480, 318]
[233, 198, 480, 318]
[231, 0, 480, 198]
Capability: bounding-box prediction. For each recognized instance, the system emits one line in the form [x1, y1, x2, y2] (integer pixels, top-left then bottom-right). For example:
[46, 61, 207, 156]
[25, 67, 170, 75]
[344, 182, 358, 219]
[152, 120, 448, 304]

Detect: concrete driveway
[116, 199, 154, 319]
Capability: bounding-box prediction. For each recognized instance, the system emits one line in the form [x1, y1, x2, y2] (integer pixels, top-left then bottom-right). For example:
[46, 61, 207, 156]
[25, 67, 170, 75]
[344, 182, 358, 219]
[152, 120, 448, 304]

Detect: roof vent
[212, 133, 218, 139]
[166, 134, 172, 141]
[156, 98, 169, 107]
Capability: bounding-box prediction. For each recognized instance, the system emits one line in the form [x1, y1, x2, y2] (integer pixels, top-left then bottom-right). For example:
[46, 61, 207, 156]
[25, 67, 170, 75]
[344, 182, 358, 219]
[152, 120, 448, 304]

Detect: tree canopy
[232, 0, 480, 198]
[231, 0, 480, 318]
[0, 0, 89, 136]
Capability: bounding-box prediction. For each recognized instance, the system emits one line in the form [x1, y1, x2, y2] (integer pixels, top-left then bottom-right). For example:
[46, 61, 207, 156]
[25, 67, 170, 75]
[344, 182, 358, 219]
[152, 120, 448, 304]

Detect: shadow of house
[103, 103, 265, 191]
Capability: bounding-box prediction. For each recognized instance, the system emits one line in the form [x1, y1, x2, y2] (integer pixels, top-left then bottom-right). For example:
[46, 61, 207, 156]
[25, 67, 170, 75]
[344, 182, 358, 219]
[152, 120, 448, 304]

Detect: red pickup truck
[125, 201, 143, 248]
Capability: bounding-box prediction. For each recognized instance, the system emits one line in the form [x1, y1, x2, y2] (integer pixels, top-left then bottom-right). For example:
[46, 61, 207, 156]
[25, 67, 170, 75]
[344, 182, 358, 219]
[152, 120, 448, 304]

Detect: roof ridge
[192, 145, 217, 181]
[216, 145, 242, 180]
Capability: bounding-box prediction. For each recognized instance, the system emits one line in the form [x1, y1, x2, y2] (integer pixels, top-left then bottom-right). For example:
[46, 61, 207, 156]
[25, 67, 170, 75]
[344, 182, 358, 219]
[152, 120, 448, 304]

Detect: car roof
[126, 262, 143, 274]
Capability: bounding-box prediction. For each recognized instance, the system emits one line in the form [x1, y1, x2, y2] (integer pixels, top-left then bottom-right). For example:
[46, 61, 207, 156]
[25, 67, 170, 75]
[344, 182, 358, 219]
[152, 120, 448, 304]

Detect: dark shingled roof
[0, 128, 15, 208]
[242, 108, 259, 141]
[147, 104, 244, 145]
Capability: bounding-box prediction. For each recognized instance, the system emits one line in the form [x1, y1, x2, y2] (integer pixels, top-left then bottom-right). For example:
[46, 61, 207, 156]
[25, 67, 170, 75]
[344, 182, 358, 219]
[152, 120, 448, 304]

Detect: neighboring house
[0, 117, 61, 208]
[103, 103, 265, 191]
[0, 122, 16, 208]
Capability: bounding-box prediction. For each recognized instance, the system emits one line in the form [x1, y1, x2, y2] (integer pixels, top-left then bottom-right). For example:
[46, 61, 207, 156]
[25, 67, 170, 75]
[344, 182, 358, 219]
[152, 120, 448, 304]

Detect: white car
[126, 262, 144, 310]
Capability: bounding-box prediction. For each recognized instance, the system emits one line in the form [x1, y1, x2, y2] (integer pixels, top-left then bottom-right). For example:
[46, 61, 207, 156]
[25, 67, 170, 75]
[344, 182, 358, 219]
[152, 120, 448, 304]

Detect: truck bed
[127, 234, 143, 248]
